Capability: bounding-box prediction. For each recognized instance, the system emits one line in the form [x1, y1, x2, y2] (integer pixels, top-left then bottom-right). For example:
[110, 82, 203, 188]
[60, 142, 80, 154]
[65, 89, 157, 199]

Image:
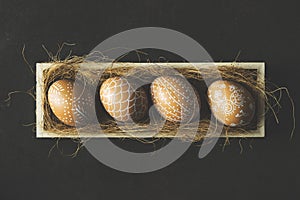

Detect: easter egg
[151, 76, 201, 122]
[99, 77, 148, 122]
[47, 79, 94, 126]
[207, 80, 255, 127]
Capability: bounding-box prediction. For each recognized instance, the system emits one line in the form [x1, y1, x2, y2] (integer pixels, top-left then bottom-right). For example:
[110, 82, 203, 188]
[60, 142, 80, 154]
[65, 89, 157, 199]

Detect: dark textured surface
[0, 0, 299, 199]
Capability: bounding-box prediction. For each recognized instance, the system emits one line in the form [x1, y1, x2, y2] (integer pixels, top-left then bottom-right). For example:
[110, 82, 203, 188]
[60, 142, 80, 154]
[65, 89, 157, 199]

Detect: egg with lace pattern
[99, 77, 148, 122]
[151, 76, 201, 122]
[47, 79, 94, 126]
[207, 80, 255, 127]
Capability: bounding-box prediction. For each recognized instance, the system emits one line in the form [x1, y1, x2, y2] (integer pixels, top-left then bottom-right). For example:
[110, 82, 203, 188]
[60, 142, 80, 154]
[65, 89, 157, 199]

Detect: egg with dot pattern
[47, 79, 94, 126]
[151, 76, 201, 122]
[207, 80, 255, 127]
[100, 77, 148, 122]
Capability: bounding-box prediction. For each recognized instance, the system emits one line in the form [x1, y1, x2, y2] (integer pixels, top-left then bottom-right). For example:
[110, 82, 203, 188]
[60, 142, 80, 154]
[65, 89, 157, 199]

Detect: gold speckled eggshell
[47, 79, 94, 126]
[100, 77, 148, 122]
[207, 80, 255, 127]
[151, 76, 201, 122]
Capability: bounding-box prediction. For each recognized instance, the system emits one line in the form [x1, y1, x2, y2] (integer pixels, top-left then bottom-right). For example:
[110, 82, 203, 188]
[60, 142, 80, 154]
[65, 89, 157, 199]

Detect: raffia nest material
[41, 58, 267, 142]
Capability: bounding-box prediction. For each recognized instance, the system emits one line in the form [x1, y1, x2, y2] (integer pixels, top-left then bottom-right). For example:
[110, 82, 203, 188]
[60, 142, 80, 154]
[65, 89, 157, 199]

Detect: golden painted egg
[207, 80, 255, 127]
[47, 79, 94, 126]
[99, 77, 148, 122]
[151, 76, 201, 122]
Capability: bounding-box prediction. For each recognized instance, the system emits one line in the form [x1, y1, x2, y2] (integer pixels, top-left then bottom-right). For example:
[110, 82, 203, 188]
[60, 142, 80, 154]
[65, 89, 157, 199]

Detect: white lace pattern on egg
[100, 77, 148, 122]
[208, 82, 252, 126]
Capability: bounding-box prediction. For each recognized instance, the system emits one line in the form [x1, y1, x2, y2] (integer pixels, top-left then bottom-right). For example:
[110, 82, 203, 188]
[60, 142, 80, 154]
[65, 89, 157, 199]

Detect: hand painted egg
[151, 76, 201, 122]
[99, 77, 148, 122]
[207, 80, 255, 127]
[47, 79, 94, 126]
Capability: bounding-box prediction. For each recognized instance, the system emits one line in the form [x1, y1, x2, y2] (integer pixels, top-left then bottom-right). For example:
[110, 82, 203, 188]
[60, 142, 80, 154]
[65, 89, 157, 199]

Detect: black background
[0, 0, 299, 199]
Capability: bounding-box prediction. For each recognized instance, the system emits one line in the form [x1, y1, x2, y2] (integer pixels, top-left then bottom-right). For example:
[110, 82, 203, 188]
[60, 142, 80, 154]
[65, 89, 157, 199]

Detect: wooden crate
[36, 62, 265, 138]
